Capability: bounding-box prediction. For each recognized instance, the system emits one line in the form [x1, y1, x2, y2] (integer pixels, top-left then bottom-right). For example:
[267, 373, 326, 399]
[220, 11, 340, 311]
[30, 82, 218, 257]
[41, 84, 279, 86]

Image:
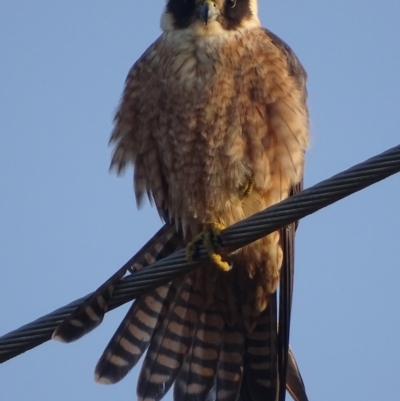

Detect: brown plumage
[54, 1, 309, 400]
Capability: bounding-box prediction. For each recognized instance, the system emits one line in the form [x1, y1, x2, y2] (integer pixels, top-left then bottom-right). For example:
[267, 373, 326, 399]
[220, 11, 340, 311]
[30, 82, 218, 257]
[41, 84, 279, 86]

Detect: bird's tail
[52, 223, 308, 401]
[94, 271, 270, 401]
[94, 272, 305, 401]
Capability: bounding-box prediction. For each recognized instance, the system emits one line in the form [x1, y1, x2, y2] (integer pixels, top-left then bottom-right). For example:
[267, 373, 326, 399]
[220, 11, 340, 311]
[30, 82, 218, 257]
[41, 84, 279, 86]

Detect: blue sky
[1, 1, 400, 400]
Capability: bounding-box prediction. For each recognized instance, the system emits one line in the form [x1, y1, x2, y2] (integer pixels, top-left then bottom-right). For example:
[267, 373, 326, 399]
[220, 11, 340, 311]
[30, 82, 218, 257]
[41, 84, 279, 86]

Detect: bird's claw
[186, 222, 231, 271]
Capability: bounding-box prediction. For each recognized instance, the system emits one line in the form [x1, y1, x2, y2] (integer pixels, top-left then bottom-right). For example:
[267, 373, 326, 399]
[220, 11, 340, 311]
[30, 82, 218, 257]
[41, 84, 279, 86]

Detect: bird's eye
[227, 0, 237, 8]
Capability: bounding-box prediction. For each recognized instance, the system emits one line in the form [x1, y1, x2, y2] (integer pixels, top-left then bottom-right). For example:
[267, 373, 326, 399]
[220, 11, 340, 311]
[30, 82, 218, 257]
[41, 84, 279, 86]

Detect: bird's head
[161, 0, 260, 36]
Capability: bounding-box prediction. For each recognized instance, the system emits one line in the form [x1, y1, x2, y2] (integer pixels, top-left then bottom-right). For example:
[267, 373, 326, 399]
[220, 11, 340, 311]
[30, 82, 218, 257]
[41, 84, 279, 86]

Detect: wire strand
[1, 144, 400, 363]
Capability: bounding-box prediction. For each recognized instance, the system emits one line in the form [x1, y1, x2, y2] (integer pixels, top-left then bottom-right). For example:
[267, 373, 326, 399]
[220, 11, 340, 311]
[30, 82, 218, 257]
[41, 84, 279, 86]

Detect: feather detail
[137, 278, 202, 401]
[173, 306, 224, 401]
[95, 281, 179, 384]
[286, 347, 309, 401]
[239, 296, 278, 401]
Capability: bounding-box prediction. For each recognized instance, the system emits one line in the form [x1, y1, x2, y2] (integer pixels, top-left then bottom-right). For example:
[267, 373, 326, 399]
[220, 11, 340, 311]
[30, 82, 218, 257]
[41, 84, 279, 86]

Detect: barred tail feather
[240, 295, 278, 401]
[173, 307, 224, 401]
[137, 278, 202, 401]
[95, 280, 181, 384]
[52, 224, 181, 343]
[213, 323, 245, 401]
[52, 269, 124, 343]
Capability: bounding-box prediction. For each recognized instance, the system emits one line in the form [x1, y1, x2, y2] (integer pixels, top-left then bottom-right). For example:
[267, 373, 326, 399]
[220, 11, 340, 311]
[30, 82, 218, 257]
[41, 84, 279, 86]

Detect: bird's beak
[196, 1, 220, 25]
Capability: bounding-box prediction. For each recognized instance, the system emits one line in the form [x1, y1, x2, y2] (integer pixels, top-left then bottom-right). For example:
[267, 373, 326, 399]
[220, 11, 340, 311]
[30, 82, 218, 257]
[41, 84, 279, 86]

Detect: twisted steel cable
[1, 144, 400, 363]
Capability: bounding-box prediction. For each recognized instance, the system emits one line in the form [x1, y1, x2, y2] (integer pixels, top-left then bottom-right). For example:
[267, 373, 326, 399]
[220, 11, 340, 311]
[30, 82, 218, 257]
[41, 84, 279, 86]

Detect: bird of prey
[53, 1, 309, 400]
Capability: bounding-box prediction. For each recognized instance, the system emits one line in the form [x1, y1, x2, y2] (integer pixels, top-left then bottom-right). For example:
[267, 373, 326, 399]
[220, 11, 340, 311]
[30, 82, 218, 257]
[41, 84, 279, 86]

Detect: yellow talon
[207, 222, 226, 235]
[186, 222, 231, 271]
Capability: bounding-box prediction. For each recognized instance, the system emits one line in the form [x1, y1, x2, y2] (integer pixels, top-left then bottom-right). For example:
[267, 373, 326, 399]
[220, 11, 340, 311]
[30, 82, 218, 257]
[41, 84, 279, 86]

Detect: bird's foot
[186, 222, 231, 271]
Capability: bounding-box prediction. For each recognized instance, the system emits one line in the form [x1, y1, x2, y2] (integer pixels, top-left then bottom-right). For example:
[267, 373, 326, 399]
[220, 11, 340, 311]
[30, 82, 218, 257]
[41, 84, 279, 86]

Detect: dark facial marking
[167, 0, 196, 29]
[221, 0, 252, 30]
[167, 0, 253, 31]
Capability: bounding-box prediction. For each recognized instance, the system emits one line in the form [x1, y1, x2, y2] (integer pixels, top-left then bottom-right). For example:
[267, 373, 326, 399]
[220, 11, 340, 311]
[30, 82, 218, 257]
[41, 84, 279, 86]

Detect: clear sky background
[1, 1, 399, 400]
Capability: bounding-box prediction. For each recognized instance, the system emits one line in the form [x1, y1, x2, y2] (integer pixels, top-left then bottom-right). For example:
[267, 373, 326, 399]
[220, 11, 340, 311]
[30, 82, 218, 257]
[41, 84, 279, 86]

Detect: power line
[1, 144, 399, 363]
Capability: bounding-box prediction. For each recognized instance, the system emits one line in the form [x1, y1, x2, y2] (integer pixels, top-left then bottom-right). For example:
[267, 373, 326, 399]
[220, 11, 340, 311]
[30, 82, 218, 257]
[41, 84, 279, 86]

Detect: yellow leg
[186, 222, 231, 272]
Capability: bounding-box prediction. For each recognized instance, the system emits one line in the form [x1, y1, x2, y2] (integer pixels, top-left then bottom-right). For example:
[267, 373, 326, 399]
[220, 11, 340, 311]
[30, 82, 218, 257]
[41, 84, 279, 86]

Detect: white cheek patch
[160, 12, 174, 32]
[249, 0, 258, 16]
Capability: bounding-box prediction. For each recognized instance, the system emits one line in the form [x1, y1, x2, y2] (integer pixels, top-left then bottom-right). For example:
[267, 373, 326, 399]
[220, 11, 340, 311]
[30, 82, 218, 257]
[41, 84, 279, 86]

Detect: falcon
[53, 1, 309, 400]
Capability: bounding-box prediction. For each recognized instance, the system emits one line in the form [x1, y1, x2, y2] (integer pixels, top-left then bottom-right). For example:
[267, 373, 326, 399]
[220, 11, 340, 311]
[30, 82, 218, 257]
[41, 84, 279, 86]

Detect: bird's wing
[264, 28, 309, 401]
[287, 346, 309, 401]
[239, 29, 309, 401]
